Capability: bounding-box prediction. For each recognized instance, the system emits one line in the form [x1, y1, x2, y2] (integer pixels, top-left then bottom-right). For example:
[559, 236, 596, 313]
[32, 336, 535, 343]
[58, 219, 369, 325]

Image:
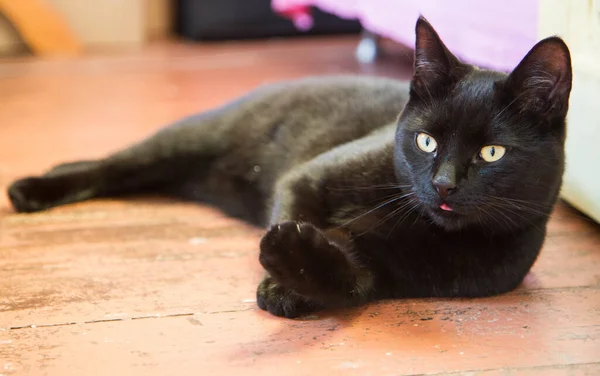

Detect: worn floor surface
[0, 37, 599, 376]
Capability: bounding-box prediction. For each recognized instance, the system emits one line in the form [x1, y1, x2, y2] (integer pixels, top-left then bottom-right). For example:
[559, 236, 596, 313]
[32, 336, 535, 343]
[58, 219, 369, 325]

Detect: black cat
[7, 17, 572, 318]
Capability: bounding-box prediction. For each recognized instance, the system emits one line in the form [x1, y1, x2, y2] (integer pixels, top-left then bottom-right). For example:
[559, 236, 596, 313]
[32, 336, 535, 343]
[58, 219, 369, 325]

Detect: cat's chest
[356, 221, 498, 263]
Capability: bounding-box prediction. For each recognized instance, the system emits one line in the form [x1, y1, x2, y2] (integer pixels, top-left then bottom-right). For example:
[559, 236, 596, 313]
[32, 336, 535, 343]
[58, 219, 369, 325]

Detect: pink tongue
[440, 203, 453, 212]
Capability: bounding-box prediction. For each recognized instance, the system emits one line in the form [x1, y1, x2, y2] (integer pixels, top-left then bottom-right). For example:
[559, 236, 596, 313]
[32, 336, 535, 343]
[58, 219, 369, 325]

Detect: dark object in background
[175, 0, 361, 41]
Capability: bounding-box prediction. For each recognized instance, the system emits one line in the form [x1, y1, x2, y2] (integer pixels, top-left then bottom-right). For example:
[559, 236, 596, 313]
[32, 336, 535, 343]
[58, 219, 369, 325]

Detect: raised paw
[259, 221, 353, 298]
[8, 177, 67, 213]
[256, 275, 320, 318]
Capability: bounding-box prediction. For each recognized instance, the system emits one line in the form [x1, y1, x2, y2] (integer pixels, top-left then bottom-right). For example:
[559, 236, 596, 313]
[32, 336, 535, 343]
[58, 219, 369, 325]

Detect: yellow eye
[479, 145, 506, 162]
[416, 133, 437, 153]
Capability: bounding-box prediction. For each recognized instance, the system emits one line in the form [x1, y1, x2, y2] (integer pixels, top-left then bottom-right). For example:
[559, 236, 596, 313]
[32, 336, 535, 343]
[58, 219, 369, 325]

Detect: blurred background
[0, 0, 547, 70]
[0, 0, 598, 222]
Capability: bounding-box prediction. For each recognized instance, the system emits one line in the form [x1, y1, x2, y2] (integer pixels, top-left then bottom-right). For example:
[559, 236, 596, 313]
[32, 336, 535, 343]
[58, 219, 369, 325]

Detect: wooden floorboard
[3, 288, 599, 375]
[1, 37, 599, 375]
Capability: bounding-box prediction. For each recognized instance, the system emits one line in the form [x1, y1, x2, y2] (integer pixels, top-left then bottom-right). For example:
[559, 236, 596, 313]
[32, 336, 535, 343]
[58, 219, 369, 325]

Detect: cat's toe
[259, 221, 347, 292]
[7, 177, 49, 213]
[259, 221, 317, 283]
[256, 276, 318, 318]
[260, 221, 324, 262]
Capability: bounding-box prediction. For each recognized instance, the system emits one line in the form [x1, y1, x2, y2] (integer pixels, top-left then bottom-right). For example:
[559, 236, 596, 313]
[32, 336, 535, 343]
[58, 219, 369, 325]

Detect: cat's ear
[504, 37, 572, 118]
[412, 16, 467, 96]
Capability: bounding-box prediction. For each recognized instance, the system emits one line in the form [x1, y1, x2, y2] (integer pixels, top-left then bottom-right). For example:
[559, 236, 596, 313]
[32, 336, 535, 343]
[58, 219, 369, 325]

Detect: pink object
[440, 203, 453, 212]
[277, 5, 314, 31]
[272, 0, 539, 72]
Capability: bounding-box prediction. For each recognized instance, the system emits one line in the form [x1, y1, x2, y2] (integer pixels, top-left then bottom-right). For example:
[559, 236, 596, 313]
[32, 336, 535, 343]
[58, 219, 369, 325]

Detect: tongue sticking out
[440, 203, 453, 212]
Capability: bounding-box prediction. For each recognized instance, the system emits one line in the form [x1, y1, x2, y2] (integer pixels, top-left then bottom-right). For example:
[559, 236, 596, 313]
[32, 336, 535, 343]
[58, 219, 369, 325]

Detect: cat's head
[394, 17, 572, 232]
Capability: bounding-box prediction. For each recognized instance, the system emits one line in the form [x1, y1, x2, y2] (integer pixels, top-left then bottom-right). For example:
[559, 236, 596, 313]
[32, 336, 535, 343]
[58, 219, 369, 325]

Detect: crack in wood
[4, 308, 254, 330]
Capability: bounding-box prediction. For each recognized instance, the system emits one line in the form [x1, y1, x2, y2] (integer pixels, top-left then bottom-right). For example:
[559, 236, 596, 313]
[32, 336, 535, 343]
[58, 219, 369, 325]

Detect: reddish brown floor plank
[1, 201, 264, 327]
[1, 38, 599, 375]
[459, 363, 600, 376]
[2, 288, 599, 375]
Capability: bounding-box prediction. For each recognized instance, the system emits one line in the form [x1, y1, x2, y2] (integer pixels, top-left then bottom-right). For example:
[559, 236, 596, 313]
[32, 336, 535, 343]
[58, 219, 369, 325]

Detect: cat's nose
[432, 161, 457, 200]
[432, 177, 456, 200]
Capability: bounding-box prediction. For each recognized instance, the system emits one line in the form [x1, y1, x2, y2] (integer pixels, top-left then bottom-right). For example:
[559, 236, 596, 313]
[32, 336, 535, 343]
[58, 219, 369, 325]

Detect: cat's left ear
[504, 37, 572, 118]
[412, 16, 469, 96]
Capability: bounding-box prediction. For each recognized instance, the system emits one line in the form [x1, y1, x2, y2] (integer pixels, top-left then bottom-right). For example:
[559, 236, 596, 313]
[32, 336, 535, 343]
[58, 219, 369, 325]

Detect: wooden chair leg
[0, 0, 81, 56]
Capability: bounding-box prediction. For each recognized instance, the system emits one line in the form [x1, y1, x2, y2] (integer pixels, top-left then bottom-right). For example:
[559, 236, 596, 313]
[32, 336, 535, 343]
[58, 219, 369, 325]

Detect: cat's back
[253, 75, 410, 116]
[236, 76, 409, 170]
[225, 75, 410, 157]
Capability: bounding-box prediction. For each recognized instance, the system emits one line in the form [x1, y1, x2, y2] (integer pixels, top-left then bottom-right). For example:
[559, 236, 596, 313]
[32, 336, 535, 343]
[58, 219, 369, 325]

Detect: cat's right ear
[411, 16, 467, 97]
[503, 36, 572, 119]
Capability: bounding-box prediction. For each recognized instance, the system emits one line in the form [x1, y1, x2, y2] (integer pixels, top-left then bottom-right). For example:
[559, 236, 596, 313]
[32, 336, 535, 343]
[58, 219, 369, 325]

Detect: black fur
[7, 17, 572, 318]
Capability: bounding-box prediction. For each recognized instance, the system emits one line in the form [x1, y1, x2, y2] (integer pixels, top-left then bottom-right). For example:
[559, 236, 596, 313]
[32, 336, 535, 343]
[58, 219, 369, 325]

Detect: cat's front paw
[256, 276, 319, 318]
[259, 221, 352, 297]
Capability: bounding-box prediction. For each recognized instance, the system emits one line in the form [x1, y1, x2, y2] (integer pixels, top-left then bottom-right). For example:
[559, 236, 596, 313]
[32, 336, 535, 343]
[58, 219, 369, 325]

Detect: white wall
[539, 0, 600, 223]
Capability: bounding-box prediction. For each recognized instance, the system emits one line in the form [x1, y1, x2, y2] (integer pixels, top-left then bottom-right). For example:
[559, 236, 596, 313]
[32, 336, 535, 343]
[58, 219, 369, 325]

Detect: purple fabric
[272, 0, 539, 72]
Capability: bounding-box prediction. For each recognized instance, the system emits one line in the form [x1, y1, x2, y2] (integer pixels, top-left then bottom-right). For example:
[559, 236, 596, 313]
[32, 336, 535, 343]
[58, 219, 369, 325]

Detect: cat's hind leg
[7, 154, 194, 213]
[8, 160, 102, 213]
[7, 112, 228, 213]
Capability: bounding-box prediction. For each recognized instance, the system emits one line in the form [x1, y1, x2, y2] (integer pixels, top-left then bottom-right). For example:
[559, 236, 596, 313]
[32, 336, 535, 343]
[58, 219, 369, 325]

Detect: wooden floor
[1, 37, 599, 376]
